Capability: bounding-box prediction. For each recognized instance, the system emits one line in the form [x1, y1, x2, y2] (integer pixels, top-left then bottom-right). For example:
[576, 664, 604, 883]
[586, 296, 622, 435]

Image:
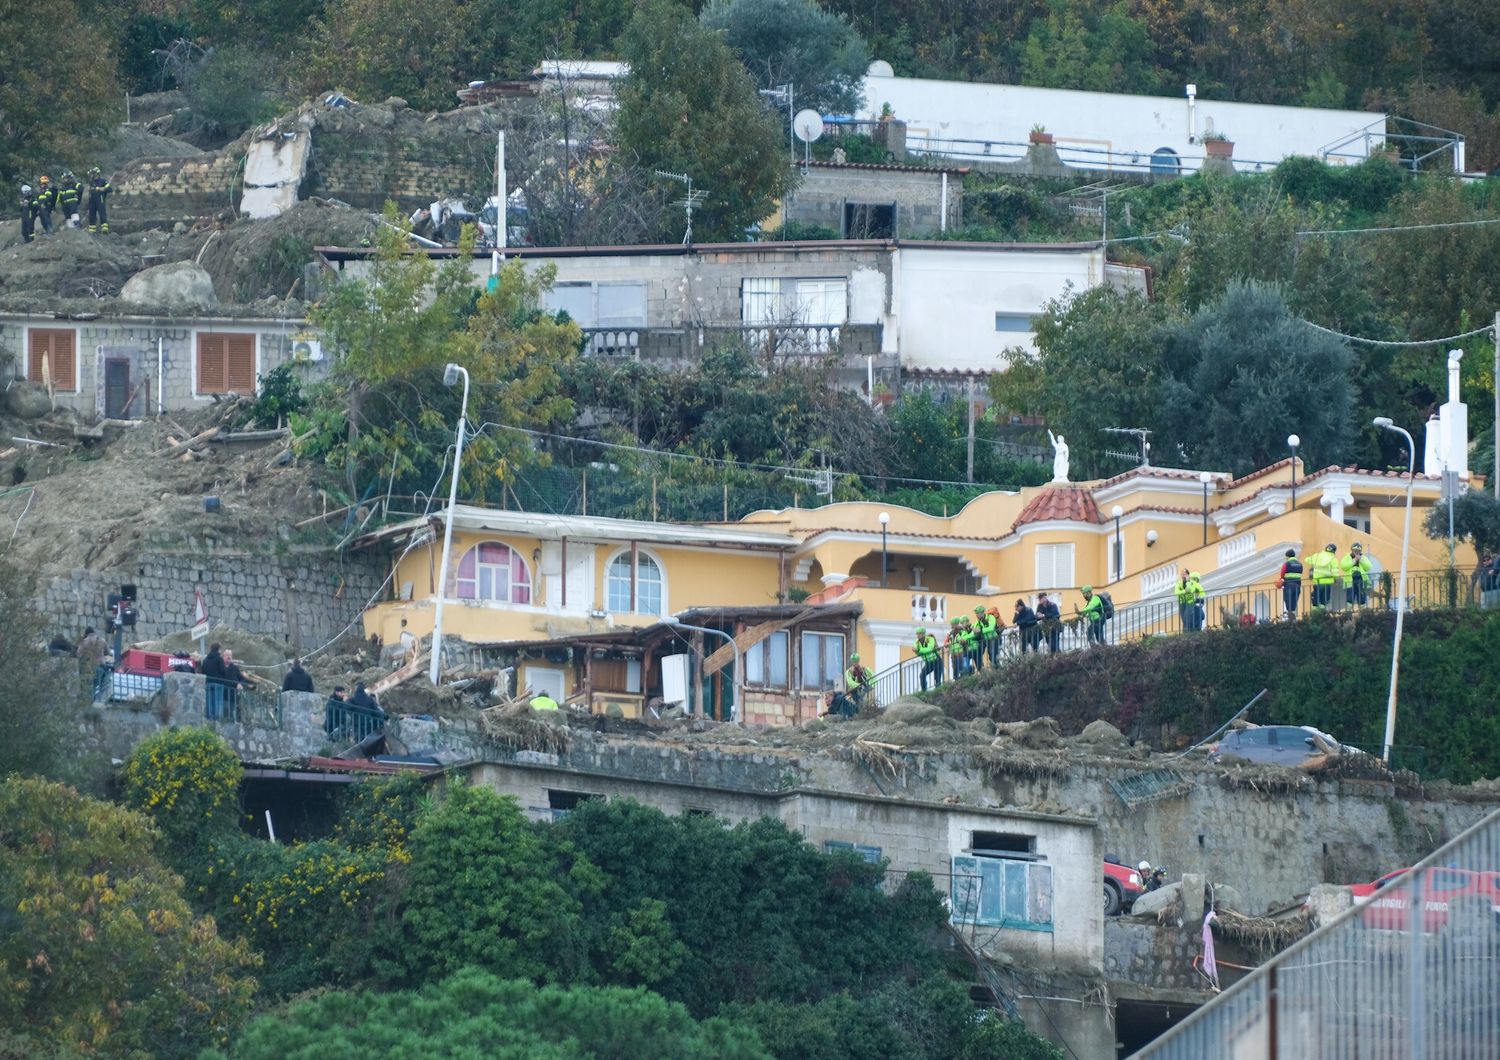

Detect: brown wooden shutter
[197, 334, 226, 393]
[225, 334, 256, 392]
[28, 329, 76, 390]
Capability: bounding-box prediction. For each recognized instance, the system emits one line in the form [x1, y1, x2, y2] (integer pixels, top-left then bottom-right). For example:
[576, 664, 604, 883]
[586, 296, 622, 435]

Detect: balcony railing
[579, 323, 882, 363]
[911, 592, 947, 623]
[863, 567, 1491, 707]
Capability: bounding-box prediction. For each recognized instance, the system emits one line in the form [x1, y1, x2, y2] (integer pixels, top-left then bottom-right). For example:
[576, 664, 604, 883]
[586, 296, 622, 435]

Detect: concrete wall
[861, 72, 1382, 171]
[37, 546, 386, 652]
[112, 152, 245, 227]
[896, 244, 1103, 372]
[786, 164, 963, 237]
[467, 755, 1102, 974]
[0, 314, 319, 417]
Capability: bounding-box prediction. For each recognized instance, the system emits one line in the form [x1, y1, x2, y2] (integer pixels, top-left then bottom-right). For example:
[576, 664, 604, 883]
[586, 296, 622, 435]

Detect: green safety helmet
[974, 605, 985, 614]
[950, 616, 962, 625]
[849, 653, 859, 662]
[915, 627, 926, 635]
[1082, 585, 1093, 593]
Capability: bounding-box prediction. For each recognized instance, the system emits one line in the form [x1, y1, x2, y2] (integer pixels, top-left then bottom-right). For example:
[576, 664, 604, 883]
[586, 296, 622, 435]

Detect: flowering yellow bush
[122, 729, 242, 851]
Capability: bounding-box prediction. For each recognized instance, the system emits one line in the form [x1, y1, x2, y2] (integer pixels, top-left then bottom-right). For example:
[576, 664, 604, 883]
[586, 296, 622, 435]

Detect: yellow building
[359, 462, 1471, 725]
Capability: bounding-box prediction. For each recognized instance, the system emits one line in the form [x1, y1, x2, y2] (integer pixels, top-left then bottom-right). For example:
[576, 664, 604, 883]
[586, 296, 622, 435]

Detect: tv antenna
[654, 169, 707, 245]
[1100, 426, 1152, 466]
[786, 451, 835, 499]
[793, 109, 824, 175]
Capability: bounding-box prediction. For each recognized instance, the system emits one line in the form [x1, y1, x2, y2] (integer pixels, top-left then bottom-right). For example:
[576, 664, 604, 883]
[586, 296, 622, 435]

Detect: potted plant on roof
[1203, 131, 1234, 157]
[1029, 123, 1054, 146]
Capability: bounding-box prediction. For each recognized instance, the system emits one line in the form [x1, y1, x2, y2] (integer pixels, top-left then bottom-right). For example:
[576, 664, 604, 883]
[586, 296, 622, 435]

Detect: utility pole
[966, 380, 976, 484]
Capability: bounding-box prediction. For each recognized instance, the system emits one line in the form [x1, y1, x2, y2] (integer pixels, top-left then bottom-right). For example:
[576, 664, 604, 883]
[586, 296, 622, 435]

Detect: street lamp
[1287, 434, 1300, 510]
[1373, 416, 1416, 764]
[878, 511, 891, 588]
[429, 363, 470, 686]
[1110, 505, 1124, 581]
[665, 614, 741, 722]
[1199, 471, 1213, 546]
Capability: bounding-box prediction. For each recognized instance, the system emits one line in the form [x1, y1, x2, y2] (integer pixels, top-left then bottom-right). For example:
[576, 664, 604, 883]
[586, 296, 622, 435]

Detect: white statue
[1047, 430, 1070, 483]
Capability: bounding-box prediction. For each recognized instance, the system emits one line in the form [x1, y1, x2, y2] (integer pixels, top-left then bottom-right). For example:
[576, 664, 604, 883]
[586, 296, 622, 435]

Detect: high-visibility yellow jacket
[1174, 574, 1204, 605]
[530, 694, 559, 711]
[914, 634, 940, 661]
[1306, 551, 1339, 585]
[1081, 593, 1104, 619]
[1340, 552, 1372, 581]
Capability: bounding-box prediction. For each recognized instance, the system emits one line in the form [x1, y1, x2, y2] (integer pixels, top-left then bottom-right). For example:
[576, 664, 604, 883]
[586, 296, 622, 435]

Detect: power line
[1300, 319, 1497, 347]
[469, 421, 1032, 491]
[1296, 217, 1500, 238]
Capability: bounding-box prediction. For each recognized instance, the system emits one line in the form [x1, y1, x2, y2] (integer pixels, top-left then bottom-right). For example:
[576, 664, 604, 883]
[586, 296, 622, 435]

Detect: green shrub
[121, 727, 243, 854]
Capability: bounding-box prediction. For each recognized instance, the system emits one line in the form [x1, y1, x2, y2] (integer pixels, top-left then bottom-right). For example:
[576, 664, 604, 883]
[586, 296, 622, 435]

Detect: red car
[1104, 860, 1144, 916]
[1351, 867, 1500, 933]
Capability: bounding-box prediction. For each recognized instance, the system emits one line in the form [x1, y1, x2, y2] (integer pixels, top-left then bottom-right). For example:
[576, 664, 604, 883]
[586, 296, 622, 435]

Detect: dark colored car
[1208, 725, 1344, 767]
[1104, 859, 1144, 916]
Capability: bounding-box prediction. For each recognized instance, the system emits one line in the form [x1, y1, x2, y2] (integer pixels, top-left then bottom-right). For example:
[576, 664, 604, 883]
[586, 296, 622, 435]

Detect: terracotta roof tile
[1012, 487, 1103, 529]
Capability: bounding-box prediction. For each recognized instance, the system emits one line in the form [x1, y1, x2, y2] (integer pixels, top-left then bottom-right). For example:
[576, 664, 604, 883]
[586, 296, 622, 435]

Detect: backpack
[1098, 590, 1115, 620]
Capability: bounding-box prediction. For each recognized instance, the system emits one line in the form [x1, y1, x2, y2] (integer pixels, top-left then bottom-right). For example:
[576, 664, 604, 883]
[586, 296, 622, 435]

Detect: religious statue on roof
[1047, 429, 1070, 483]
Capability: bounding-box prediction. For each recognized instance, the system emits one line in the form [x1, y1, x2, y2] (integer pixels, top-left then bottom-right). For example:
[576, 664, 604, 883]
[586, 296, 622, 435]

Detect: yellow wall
[363, 528, 783, 645]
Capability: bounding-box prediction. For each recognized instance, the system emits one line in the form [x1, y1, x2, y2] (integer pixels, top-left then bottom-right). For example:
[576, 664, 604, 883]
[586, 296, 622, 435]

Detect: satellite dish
[794, 110, 825, 143]
[867, 60, 894, 78]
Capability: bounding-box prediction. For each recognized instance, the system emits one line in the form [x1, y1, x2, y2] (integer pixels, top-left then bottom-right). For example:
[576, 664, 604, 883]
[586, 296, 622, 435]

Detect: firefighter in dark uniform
[19, 184, 35, 243]
[86, 167, 111, 233]
[34, 175, 55, 234]
[56, 170, 82, 228]
[1277, 549, 1303, 619]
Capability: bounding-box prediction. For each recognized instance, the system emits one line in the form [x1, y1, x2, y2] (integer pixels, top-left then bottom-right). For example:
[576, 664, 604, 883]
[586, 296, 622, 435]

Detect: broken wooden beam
[368, 650, 429, 696]
[157, 426, 219, 457]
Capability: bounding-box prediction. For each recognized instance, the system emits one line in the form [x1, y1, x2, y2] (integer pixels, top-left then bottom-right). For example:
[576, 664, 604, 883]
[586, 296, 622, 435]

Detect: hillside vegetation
[936, 608, 1500, 785]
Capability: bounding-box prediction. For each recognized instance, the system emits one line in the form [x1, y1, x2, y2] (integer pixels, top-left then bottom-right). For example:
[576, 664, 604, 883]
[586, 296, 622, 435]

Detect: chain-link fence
[1136, 805, 1500, 1059]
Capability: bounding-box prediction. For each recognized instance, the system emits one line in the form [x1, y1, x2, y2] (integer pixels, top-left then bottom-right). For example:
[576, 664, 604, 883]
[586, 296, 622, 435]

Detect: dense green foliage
[702, 0, 871, 115]
[221, 968, 770, 1059]
[614, 0, 796, 243]
[0, 776, 259, 1058]
[0, 563, 101, 787]
[939, 608, 1500, 783]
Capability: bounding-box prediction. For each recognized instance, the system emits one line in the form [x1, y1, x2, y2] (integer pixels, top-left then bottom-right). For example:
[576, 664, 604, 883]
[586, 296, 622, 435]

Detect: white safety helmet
[1138, 860, 1151, 873]
[21, 184, 30, 195]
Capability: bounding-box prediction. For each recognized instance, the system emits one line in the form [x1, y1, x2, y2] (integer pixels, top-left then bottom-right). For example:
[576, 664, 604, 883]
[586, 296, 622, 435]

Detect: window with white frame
[454, 541, 532, 603]
[994, 312, 1035, 333]
[543, 282, 647, 327]
[799, 630, 845, 690]
[741, 277, 846, 353]
[949, 853, 1053, 931]
[745, 630, 789, 688]
[1035, 542, 1075, 589]
[606, 552, 663, 616]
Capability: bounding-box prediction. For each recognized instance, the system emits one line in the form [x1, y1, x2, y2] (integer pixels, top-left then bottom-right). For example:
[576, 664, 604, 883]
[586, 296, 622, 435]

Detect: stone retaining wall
[37, 546, 387, 652]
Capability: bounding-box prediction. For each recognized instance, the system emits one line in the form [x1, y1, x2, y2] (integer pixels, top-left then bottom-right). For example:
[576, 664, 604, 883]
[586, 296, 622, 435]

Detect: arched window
[454, 541, 531, 604]
[606, 552, 663, 615]
[1150, 147, 1181, 176]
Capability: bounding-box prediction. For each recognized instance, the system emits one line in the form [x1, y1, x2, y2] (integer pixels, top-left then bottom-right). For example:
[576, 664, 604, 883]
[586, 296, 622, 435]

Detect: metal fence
[864, 566, 1492, 705]
[203, 683, 282, 728]
[1136, 805, 1500, 1059]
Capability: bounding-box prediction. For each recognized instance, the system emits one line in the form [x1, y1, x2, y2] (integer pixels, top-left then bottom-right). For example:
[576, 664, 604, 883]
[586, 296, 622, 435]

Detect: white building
[320, 240, 1146, 378]
[859, 70, 1391, 174]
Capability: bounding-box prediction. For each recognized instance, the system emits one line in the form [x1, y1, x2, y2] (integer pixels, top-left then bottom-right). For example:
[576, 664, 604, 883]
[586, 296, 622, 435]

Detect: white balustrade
[1217, 532, 1256, 567]
[912, 593, 947, 623]
[1140, 564, 1179, 598]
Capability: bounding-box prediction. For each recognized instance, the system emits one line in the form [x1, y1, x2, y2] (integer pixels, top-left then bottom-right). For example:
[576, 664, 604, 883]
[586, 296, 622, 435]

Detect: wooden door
[104, 359, 131, 418]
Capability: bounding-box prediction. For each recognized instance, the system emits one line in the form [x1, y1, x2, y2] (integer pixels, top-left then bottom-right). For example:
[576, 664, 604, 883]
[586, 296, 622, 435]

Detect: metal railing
[323, 700, 385, 744]
[1136, 805, 1500, 1059]
[203, 683, 283, 727]
[864, 567, 1488, 704]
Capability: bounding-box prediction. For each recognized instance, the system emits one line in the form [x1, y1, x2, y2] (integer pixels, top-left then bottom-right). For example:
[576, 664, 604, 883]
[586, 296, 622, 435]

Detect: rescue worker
[914, 626, 942, 691]
[958, 611, 979, 673]
[1013, 598, 1040, 654]
[984, 607, 1004, 667]
[945, 616, 969, 678]
[56, 170, 82, 228]
[974, 605, 1000, 670]
[529, 692, 559, 711]
[1079, 585, 1105, 645]
[1176, 570, 1205, 631]
[844, 653, 874, 709]
[1341, 542, 1373, 607]
[1036, 594, 1062, 652]
[1276, 548, 1303, 619]
[34, 175, 55, 234]
[85, 166, 111, 233]
[1306, 543, 1339, 610]
[19, 184, 35, 243]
